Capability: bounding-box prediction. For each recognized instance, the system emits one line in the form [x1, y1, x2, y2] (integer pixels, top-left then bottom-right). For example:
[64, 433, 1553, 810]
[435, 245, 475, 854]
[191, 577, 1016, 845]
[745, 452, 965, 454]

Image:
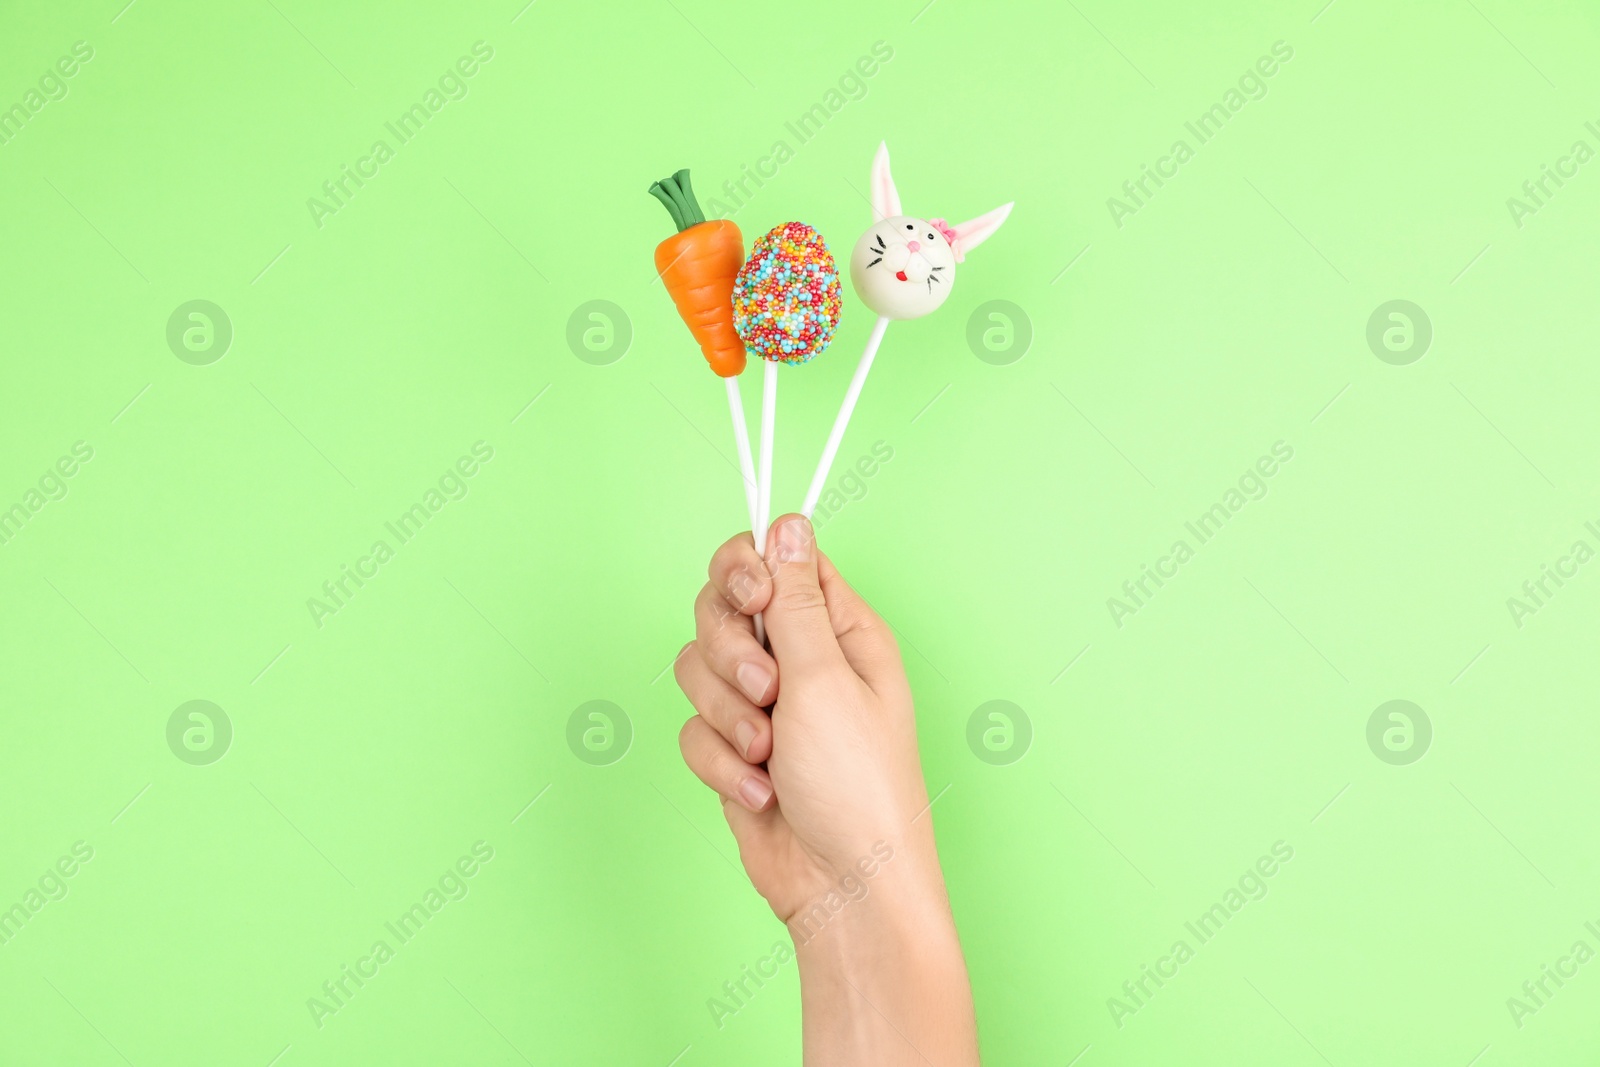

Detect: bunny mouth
[864, 232, 946, 290]
[895, 262, 945, 291]
[890, 253, 933, 281]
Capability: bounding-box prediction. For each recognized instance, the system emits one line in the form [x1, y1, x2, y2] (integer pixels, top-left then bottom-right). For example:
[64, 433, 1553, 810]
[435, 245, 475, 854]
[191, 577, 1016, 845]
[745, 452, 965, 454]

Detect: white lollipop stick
[802, 315, 889, 517]
[757, 358, 777, 545]
[751, 358, 778, 647]
[725, 373, 766, 648]
[725, 376, 759, 531]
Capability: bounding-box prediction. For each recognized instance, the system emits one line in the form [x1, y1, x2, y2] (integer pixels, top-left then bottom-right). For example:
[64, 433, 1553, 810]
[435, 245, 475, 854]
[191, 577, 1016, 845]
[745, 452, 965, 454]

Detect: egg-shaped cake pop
[732, 222, 842, 364]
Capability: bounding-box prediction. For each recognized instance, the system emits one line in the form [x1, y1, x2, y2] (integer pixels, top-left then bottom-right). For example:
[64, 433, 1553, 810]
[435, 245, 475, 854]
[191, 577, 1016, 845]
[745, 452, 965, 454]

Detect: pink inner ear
[949, 202, 1014, 256]
[871, 143, 901, 221]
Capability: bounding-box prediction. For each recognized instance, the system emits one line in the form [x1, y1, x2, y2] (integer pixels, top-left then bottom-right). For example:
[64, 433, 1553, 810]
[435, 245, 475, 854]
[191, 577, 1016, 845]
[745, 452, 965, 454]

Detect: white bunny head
[848, 141, 1013, 321]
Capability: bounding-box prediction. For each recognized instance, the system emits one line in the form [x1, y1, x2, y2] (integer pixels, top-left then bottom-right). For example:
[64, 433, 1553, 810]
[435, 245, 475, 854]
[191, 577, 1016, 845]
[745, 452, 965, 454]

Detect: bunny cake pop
[801, 141, 1013, 517]
[849, 142, 1013, 320]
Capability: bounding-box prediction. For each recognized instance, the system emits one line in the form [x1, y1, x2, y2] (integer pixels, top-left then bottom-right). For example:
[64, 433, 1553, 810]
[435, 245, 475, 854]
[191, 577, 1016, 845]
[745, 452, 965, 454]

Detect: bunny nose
[905, 240, 921, 252]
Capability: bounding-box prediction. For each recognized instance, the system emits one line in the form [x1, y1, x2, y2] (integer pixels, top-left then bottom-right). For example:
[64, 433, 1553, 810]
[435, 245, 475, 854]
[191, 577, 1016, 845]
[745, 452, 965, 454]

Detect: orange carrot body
[655, 219, 745, 377]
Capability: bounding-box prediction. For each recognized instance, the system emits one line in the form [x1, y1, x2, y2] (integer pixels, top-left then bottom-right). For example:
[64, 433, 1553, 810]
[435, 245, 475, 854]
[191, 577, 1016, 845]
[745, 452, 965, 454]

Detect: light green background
[2, 0, 1598, 1063]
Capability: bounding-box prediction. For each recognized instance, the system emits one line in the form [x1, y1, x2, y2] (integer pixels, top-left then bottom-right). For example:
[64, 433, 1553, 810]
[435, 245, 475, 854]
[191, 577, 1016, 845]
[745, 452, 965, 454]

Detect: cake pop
[802, 143, 1012, 516]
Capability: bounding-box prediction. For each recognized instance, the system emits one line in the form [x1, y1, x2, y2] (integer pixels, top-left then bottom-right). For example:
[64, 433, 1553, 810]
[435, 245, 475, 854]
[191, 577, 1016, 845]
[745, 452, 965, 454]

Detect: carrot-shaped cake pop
[650, 171, 746, 376]
[649, 169, 760, 544]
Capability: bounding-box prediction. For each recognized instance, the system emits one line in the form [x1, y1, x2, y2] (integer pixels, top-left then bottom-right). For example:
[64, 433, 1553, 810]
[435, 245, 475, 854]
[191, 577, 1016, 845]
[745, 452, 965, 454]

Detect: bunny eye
[905, 224, 913, 230]
[927, 233, 936, 241]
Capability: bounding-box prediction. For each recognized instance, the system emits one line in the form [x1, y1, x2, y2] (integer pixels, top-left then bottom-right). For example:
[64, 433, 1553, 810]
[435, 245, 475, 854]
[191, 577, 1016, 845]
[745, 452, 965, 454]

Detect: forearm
[790, 853, 979, 1066]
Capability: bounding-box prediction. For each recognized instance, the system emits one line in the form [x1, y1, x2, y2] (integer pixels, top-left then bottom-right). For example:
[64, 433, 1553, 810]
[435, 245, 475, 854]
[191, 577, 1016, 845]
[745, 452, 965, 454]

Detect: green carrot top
[648, 169, 707, 233]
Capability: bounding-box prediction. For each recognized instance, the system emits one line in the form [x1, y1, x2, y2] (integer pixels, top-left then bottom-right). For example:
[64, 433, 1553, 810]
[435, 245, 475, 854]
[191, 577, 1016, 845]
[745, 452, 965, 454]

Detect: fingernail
[733, 719, 758, 758]
[772, 517, 813, 563]
[739, 776, 773, 811]
[735, 662, 771, 704]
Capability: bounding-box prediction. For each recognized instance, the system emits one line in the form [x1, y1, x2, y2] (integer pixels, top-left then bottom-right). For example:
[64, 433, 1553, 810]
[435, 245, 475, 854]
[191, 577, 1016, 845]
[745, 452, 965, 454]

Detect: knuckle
[775, 582, 827, 614]
[712, 751, 747, 793]
[702, 617, 745, 660]
[859, 615, 898, 655]
[709, 537, 751, 583]
[723, 565, 766, 611]
[671, 642, 698, 690]
[695, 584, 744, 639]
[703, 597, 741, 635]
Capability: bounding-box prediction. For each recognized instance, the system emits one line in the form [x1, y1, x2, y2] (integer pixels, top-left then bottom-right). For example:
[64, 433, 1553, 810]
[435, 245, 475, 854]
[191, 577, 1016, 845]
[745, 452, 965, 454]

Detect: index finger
[708, 531, 772, 617]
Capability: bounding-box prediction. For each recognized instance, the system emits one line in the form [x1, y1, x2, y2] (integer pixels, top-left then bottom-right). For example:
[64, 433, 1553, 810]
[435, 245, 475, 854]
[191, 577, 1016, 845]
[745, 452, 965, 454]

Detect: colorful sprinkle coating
[732, 222, 842, 365]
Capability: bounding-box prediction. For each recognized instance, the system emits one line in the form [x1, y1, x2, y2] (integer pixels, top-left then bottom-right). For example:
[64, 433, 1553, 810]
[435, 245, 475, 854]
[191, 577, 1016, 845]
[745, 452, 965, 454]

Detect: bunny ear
[949, 202, 1014, 257]
[870, 141, 901, 221]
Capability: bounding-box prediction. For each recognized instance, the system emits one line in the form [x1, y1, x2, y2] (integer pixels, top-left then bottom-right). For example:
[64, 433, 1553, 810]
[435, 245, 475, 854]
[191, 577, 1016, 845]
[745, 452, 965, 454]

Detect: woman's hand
[674, 512, 925, 919]
[674, 514, 980, 1065]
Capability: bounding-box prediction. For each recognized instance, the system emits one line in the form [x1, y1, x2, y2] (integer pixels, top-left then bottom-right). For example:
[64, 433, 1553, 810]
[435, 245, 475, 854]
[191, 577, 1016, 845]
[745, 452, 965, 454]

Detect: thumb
[763, 515, 845, 674]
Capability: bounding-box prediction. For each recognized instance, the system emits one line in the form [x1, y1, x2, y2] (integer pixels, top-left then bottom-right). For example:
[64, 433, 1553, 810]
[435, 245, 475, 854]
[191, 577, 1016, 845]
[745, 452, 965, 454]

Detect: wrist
[789, 843, 978, 1066]
[787, 836, 953, 956]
